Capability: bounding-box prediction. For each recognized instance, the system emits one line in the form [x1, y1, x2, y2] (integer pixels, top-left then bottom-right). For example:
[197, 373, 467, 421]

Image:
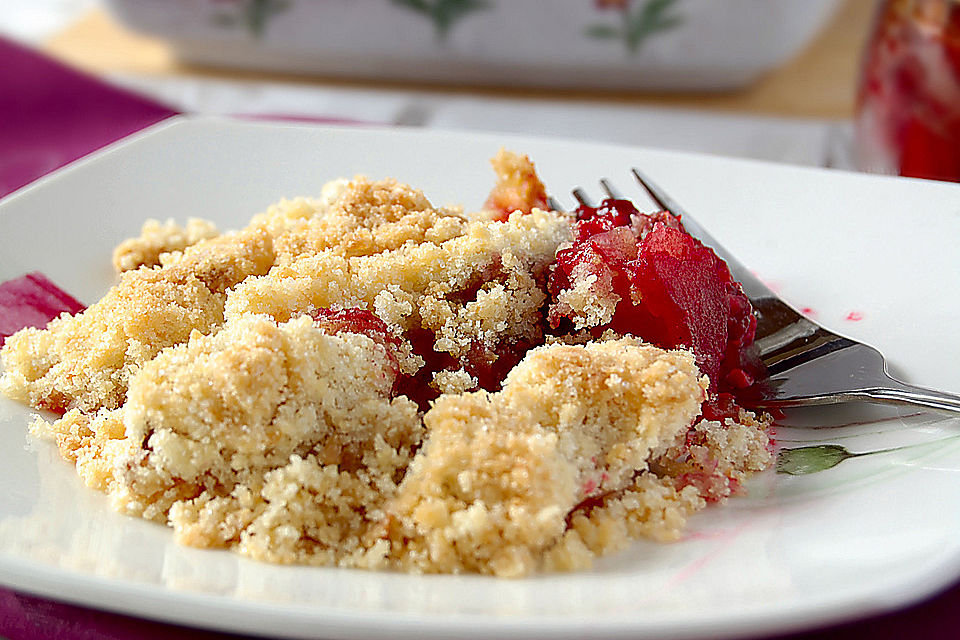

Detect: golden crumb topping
[1, 225, 274, 414]
[387, 338, 704, 576]
[2, 152, 772, 576]
[113, 218, 219, 272]
[482, 149, 550, 220]
[1, 268, 224, 413]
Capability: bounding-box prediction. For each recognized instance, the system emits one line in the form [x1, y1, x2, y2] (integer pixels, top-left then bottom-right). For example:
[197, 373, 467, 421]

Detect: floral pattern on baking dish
[211, 0, 291, 37]
[210, 0, 685, 53]
[587, 0, 685, 54]
[391, 0, 493, 41]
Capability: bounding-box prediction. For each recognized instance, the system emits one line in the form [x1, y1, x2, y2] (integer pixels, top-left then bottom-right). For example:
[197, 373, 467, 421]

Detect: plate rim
[2, 541, 959, 640]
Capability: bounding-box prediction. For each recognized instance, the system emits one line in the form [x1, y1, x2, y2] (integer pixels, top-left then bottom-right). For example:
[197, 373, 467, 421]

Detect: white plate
[1, 117, 960, 640]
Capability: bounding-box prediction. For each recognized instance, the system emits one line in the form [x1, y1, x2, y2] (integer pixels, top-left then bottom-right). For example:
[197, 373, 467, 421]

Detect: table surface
[41, 0, 877, 121]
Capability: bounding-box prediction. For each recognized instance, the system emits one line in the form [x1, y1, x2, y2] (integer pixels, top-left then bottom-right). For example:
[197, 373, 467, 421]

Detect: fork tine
[628, 168, 772, 304]
[599, 179, 621, 200]
[631, 168, 678, 214]
[546, 195, 566, 212]
[571, 187, 592, 208]
[593, 172, 960, 416]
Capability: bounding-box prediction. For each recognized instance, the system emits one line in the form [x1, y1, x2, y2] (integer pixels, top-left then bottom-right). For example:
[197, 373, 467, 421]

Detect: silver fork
[564, 171, 960, 416]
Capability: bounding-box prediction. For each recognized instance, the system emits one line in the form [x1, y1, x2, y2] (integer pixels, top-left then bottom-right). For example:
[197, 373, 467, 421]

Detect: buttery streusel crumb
[387, 338, 704, 576]
[0, 224, 274, 414]
[112, 218, 219, 272]
[2, 153, 773, 576]
[482, 149, 550, 220]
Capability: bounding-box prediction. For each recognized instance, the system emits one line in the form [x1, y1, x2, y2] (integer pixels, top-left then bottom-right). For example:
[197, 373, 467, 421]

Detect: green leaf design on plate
[776, 444, 856, 476]
[776, 434, 960, 477]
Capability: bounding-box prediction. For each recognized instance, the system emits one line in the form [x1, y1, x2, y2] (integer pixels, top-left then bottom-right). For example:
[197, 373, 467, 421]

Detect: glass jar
[853, 0, 960, 182]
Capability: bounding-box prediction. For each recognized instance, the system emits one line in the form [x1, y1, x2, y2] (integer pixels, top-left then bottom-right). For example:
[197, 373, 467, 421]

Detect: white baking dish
[105, 0, 843, 90]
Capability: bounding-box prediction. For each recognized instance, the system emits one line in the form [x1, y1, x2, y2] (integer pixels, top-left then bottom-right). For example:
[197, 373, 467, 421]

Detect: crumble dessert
[0, 150, 773, 576]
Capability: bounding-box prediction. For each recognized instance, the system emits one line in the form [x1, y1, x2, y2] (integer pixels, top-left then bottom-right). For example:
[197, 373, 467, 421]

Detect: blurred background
[0, 0, 886, 193]
[1, 0, 959, 187]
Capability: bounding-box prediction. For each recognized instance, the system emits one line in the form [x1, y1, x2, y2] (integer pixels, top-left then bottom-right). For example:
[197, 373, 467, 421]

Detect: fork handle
[755, 342, 960, 418]
[760, 379, 960, 417]
[860, 381, 960, 416]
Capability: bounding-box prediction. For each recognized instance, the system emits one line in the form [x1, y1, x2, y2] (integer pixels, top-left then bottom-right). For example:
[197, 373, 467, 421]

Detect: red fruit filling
[311, 307, 403, 390]
[394, 328, 535, 411]
[312, 306, 534, 411]
[550, 198, 767, 501]
[549, 198, 759, 398]
[311, 307, 400, 349]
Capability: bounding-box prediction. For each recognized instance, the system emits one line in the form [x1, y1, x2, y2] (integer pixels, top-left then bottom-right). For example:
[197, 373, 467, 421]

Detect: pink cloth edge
[0, 36, 177, 200]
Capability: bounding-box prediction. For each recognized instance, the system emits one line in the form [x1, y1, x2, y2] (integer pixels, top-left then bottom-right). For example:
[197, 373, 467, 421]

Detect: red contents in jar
[549, 199, 758, 397]
[855, 0, 960, 182]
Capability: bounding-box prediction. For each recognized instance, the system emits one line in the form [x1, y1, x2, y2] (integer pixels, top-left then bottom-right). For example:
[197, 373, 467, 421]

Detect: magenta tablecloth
[0, 36, 176, 199]
[0, 33, 958, 640]
[3, 581, 960, 640]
